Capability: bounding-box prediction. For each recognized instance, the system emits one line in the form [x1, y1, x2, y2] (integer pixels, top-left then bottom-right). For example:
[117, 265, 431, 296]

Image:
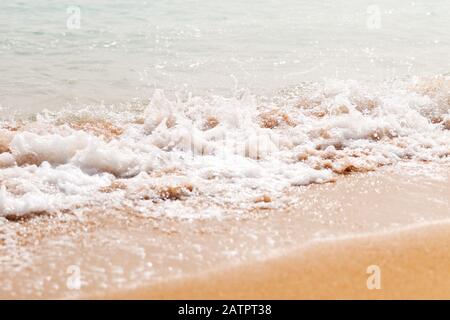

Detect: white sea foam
[0, 76, 448, 218]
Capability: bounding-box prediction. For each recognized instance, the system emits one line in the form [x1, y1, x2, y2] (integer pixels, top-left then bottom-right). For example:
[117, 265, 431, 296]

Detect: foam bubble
[0, 76, 448, 218]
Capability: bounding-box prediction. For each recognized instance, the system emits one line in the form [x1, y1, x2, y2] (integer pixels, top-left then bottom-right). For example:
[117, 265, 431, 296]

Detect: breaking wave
[0, 75, 449, 219]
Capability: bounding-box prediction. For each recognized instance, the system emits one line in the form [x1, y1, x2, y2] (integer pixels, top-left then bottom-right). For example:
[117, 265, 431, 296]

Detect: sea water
[1, 0, 449, 112]
[0, 0, 448, 218]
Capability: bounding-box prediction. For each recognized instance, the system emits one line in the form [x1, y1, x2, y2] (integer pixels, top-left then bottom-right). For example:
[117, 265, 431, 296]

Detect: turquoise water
[0, 0, 449, 113]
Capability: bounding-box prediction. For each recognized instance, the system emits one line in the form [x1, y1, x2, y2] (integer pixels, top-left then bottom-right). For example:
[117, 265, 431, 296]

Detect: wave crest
[0, 76, 449, 218]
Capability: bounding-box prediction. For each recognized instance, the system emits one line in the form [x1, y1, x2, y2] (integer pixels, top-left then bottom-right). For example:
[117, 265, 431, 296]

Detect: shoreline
[1, 162, 448, 299]
[107, 220, 450, 299]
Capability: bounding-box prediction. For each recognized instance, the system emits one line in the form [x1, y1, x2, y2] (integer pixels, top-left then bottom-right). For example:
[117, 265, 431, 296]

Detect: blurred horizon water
[0, 0, 449, 115]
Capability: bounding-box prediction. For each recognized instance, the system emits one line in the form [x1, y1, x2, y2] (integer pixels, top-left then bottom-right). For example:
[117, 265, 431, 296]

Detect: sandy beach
[112, 221, 450, 299]
[101, 165, 450, 299]
[0, 162, 448, 299]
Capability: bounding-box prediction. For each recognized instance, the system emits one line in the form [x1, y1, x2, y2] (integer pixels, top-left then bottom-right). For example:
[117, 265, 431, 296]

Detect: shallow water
[0, 0, 449, 235]
[1, 0, 449, 113]
[0, 75, 448, 219]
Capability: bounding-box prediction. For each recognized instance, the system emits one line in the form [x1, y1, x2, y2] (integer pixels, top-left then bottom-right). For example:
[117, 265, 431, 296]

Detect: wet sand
[0, 163, 448, 299]
[111, 221, 450, 299]
[107, 163, 450, 299]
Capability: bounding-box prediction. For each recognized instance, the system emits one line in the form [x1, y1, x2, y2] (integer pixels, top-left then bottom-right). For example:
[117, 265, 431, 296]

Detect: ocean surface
[0, 0, 449, 299]
[1, 0, 449, 113]
[0, 0, 449, 219]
